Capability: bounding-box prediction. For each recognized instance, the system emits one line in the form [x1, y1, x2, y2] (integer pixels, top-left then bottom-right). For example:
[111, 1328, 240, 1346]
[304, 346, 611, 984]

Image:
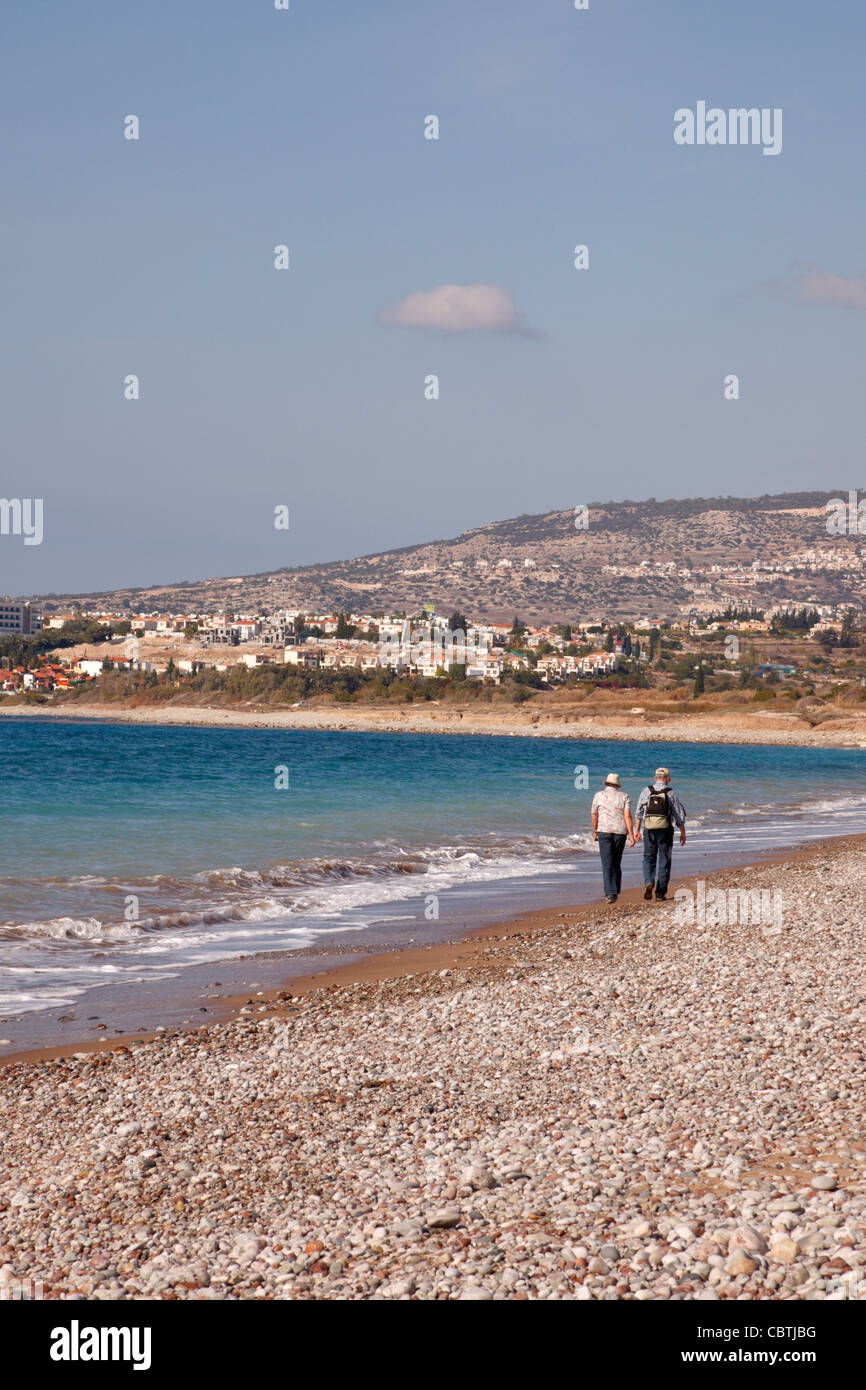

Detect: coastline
[4, 832, 863, 1066]
[3, 697, 866, 747]
[6, 717, 865, 1058]
[1, 832, 863, 1301]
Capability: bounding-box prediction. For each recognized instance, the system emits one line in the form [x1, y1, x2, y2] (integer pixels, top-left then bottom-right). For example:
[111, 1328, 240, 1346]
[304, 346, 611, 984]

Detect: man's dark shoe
[643, 884, 653, 900]
[655, 890, 667, 900]
[605, 894, 617, 903]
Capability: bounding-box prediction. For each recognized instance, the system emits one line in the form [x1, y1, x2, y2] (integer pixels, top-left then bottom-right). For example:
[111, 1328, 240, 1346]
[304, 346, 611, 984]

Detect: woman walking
[591, 773, 635, 903]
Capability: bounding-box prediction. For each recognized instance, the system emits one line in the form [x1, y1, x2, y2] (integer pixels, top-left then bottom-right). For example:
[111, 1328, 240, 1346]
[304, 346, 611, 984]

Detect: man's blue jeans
[643, 828, 674, 894]
[597, 832, 626, 897]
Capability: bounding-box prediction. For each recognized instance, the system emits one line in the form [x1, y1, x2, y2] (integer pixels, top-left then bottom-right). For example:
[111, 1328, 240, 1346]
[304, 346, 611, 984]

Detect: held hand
[593, 831, 598, 841]
[680, 828, 687, 845]
[628, 837, 635, 848]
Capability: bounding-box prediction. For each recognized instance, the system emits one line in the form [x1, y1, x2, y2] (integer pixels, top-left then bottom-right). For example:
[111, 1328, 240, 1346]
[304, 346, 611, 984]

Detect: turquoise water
[1, 718, 865, 1016]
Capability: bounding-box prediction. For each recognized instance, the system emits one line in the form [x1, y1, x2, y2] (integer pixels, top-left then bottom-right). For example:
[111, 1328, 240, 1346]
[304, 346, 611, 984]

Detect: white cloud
[766, 266, 866, 309]
[378, 283, 537, 336]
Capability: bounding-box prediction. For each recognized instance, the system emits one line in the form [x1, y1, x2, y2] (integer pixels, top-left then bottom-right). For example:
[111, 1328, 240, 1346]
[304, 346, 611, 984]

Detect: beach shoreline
[3, 832, 861, 1067]
[3, 697, 866, 747]
[6, 716, 865, 1060]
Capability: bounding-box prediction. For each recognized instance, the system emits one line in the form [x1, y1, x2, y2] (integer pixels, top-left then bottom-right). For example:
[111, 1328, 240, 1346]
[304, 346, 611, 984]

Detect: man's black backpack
[644, 785, 671, 830]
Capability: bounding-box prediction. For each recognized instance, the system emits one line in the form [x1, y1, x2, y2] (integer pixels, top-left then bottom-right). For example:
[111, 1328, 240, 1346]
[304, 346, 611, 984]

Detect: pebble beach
[1, 838, 864, 1302]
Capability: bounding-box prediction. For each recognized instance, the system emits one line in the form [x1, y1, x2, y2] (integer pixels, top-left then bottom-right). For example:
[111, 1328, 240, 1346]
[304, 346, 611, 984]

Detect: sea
[1, 717, 864, 1024]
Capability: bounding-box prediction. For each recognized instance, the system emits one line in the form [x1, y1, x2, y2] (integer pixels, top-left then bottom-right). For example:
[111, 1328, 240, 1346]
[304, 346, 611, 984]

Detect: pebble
[460, 1164, 494, 1191]
[731, 1227, 768, 1255]
[770, 1238, 799, 1263]
[427, 1208, 461, 1230]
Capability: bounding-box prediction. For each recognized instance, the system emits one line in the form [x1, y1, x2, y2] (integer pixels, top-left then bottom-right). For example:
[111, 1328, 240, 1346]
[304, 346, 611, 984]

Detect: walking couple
[590, 766, 687, 904]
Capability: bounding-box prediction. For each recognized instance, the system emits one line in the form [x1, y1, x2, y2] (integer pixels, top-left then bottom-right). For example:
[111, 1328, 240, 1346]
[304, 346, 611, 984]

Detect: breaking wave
[1, 832, 592, 946]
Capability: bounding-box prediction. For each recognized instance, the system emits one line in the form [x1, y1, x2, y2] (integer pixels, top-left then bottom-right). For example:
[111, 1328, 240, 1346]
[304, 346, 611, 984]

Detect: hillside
[36, 491, 866, 621]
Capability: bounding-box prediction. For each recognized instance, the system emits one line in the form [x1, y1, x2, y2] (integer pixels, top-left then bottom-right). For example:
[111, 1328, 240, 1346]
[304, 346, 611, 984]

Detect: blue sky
[2, 0, 864, 594]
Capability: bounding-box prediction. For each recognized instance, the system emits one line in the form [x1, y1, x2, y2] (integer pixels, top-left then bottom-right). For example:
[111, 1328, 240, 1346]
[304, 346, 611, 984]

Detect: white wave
[800, 794, 866, 814]
[4, 890, 297, 944]
[287, 849, 575, 920]
[6, 916, 138, 943]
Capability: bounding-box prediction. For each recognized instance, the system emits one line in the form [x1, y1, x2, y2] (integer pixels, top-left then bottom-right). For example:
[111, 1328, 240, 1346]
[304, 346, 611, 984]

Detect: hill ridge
[32, 489, 866, 621]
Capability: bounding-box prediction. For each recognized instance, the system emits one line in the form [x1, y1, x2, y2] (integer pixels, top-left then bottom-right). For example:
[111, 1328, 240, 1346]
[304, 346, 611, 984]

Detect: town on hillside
[0, 596, 860, 704]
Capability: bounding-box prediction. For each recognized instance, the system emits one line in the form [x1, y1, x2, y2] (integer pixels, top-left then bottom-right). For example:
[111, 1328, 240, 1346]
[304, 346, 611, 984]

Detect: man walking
[634, 766, 686, 901]
[591, 773, 635, 904]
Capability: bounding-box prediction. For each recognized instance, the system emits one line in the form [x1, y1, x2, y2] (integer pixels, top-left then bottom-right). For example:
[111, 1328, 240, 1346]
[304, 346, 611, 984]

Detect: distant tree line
[770, 607, 819, 634]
